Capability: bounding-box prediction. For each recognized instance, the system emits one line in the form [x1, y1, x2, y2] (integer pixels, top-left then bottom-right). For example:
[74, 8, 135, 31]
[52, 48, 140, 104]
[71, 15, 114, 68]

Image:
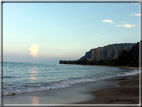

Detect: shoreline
[79, 75, 139, 104]
[94, 65, 140, 70]
[3, 66, 140, 105]
[60, 63, 140, 70]
[93, 65, 142, 70]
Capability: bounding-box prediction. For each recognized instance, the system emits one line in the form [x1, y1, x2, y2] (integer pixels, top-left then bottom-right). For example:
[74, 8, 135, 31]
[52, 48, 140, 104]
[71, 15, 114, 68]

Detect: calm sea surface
[3, 62, 139, 96]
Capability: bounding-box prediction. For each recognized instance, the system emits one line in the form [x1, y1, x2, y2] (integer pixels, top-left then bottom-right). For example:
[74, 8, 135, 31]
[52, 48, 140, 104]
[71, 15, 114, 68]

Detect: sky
[3, 2, 141, 63]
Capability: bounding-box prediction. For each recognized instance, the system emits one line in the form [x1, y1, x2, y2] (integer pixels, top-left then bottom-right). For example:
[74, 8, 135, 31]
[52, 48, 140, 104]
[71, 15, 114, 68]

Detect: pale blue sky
[3, 2, 140, 63]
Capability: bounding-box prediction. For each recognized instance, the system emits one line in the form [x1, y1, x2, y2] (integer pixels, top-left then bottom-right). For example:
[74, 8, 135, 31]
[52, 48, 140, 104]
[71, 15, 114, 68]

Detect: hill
[79, 43, 136, 61]
[59, 42, 140, 67]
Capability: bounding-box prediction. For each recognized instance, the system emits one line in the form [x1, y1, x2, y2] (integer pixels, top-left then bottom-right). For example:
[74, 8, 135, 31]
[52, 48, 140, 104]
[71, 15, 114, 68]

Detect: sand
[80, 75, 140, 104]
[3, 77, 119, 104]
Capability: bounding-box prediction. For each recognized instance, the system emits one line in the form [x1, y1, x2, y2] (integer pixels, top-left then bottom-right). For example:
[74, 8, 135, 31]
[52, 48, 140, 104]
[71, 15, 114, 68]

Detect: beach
[3, 65, 140, 106]
[3, 75, 140, 106]
[79, 66, 140, 105]
[80, 75, 139, 104]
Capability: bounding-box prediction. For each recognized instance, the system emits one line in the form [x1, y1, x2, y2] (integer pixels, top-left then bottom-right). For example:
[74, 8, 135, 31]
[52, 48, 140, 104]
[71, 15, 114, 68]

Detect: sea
[2, 62, 139, 96]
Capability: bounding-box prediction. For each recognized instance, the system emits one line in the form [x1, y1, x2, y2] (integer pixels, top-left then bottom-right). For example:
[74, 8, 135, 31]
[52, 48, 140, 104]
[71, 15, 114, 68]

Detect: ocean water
[3, 62, 139, 96]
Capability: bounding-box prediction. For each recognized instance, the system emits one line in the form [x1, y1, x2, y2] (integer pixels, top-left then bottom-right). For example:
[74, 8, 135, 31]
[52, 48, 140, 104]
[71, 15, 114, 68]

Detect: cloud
[102, 20, 136, 28]
[131, 13, 142, 16]
[102, 20, 113, 24]
[29, 44, 39, 58]
[115, 24, 136, 28]
[123, 24, 136, 28]
[115, 25, 122, 27]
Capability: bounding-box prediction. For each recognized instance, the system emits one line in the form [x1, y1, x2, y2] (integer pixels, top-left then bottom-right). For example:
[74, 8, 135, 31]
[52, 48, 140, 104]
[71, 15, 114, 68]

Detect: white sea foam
[116, 69, 139, 77]
[3, 76, 110, 96]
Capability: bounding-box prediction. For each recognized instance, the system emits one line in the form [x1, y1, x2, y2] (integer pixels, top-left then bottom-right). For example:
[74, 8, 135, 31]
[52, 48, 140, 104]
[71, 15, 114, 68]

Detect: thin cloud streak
[124, 24, 136, 28]
[103, 19, 136, 28]
[115, 24, 136, 28]
[115, 25, 122, 27]
[102, 20, 113, 24]
[131, 13, 142, 16]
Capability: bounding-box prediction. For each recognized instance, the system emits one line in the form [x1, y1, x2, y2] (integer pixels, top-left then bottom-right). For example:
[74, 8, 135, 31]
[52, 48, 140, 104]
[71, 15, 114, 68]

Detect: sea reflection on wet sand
[31, 96, 39, 104]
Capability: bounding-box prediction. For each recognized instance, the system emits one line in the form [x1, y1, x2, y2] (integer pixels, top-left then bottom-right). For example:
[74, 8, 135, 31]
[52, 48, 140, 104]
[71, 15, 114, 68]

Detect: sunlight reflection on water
[29, 66, 38, 83]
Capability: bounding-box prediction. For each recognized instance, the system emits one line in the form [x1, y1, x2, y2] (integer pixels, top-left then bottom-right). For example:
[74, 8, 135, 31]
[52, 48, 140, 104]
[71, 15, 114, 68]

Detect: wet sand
[3, 77, 120, 105]
[80, 75, 140, 104]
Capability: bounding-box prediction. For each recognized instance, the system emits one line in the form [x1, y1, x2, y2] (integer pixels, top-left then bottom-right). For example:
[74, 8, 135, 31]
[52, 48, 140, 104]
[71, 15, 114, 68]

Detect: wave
[3, 78, 96, 96]
[3, 69, 139, 96]
[3, 76, 14, 78]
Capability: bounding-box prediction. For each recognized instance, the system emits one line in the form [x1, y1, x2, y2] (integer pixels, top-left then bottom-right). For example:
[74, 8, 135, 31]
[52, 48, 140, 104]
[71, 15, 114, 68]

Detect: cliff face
[133, 42, 140, 58]
[79, 43, 136, 61]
